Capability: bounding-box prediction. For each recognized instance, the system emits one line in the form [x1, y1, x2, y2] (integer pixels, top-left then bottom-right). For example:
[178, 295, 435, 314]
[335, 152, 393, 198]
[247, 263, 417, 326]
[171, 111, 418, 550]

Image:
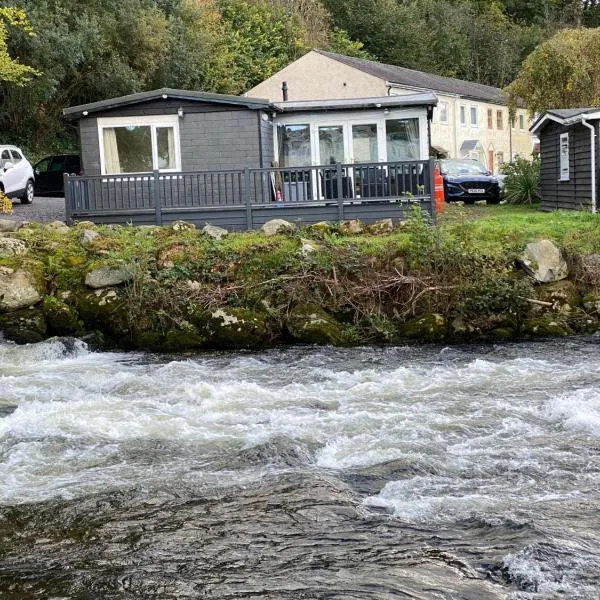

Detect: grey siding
[540, 121, 598, 211]
[78, 104, 274, 176]
[79, 119, 101, 176]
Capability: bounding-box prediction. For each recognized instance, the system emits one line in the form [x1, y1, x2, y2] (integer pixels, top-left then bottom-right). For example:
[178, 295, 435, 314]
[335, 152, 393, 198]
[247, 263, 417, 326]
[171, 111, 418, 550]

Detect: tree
[0, 7, 37, 85]
[504, 27, 600, 116]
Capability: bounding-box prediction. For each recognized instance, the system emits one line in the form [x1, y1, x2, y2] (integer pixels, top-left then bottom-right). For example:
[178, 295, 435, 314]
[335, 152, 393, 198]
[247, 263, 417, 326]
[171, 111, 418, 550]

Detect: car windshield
[440, 160, 488, 176]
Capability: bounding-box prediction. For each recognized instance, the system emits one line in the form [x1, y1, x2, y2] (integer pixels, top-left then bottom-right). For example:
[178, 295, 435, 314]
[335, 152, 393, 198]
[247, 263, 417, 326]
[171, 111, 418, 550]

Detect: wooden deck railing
[64, 159, 436, 229]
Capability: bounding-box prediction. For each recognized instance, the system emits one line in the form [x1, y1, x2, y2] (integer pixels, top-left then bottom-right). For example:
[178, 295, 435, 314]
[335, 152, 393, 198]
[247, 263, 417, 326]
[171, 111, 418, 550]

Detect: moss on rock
[190, 307, 268, 348]
[398, 313, 447, 342]
[43, 296, 82, 335]
[74, 288, 129, 337]
[286, 304, 347, 345]
[522, 317, 573, 337]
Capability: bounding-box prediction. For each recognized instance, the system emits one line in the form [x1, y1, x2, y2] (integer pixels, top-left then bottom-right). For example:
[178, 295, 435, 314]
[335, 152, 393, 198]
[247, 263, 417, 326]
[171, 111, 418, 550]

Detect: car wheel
[20, 179, 34, 204]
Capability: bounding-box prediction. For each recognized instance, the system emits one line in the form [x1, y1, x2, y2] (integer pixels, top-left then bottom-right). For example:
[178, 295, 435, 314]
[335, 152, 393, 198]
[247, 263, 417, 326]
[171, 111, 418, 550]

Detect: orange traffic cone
[434, 165, 445, 213]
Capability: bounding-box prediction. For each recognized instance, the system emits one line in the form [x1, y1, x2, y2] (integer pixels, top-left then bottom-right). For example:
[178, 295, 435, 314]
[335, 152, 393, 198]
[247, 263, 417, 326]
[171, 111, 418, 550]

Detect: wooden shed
[531, 108, 600, 212]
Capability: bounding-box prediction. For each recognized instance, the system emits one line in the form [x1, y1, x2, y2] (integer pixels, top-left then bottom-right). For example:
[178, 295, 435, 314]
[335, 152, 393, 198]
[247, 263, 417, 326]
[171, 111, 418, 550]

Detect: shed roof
[63, 88, 271, 119]
[315, 50, 510, 105]
[530, 107, 600, 135]
[272, 92, 437, 113]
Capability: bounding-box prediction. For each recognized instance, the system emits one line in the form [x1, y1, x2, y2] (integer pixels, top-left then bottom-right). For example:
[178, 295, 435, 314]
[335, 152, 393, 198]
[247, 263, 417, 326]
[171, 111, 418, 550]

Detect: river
[0, 337, 599, 599]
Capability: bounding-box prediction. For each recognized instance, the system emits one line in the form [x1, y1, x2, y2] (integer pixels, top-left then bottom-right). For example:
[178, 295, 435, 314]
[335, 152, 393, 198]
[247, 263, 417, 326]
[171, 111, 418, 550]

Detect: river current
[0, 337, 599, 599]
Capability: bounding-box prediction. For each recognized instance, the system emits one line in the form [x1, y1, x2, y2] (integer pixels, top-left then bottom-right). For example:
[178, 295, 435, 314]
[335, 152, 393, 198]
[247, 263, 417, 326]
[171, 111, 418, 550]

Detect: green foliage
[501, 155, 541, 204]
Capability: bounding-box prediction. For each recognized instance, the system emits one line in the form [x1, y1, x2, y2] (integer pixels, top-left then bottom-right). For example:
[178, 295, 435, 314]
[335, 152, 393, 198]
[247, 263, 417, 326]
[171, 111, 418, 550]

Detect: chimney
[282, 81, 288, 102]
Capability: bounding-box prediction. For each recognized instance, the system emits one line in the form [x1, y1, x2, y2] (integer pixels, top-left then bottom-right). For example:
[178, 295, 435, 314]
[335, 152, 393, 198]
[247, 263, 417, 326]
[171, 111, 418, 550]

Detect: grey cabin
[63, 88, 438, 228]
[531, 108, 600, 212]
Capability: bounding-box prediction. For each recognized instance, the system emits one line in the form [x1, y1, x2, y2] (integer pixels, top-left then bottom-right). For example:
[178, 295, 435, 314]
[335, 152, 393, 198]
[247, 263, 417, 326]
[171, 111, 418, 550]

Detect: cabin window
[98, 116, 180, 175]
[277, 124, 311, 167]
[385, 118, 420, 161]
[559, 132, 570, 181]
[352, 123, 378, 163]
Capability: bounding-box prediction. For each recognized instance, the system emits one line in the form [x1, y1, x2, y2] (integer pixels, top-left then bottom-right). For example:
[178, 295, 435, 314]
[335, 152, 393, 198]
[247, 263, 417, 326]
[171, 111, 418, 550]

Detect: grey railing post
[244, 167, 253, 230]
[336, 162, 344, 221]
[428, 158, 436, 224]
[153, 170, 162, 226]
[63, 173, 72, 224]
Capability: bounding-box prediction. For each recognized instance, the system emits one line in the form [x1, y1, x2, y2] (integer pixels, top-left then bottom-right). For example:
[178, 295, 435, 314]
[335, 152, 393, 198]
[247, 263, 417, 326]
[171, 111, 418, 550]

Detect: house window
[559, 132, 569, 181]
[459, 106, 466, 126]
[497, 110, 503, 130]
[496, 152, 504, 166]
[99, 116, 180, 175]
[487, 109, 493, 130]
[439, 102, 448, 124]
[519, 114, 525, 130]
[385, 118, 420, 161]
[278, 124, 311, 167]
[352, 123, 378, 163]
[470, 106, 478, 127]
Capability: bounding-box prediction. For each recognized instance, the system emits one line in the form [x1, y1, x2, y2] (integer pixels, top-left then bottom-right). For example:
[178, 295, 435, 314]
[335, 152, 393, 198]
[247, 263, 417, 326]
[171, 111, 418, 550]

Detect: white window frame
[559, 132, 570, 182]
[470, 106, 478, 128]
[439, 101, 448, 125]
[97, 115, 182, 175]
[459, 105, 466, 127]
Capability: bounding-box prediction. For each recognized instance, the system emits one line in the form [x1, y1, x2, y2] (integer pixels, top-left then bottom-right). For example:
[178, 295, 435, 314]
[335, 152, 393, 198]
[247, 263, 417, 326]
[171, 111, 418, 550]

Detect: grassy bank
[1, 204, 600, 350]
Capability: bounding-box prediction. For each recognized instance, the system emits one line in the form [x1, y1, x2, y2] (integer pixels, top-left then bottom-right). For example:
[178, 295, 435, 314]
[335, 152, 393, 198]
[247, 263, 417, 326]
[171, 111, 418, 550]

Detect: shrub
[0, 191, 13, 214]
[501, 155, 540, 204]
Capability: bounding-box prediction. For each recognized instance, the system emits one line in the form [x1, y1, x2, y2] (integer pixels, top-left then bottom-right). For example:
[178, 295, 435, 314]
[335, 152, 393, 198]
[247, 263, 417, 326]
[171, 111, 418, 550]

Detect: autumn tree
[504, 27, 600, 115]
[0, 7, 37, 85]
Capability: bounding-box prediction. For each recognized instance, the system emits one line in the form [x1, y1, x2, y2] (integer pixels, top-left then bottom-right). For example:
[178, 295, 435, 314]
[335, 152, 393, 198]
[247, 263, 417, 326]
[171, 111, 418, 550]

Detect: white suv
[0, 145, 35, 204]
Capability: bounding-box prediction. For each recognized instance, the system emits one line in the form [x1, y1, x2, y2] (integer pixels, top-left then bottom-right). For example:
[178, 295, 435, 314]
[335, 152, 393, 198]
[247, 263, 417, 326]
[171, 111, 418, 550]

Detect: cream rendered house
[248, 50, 534, 174]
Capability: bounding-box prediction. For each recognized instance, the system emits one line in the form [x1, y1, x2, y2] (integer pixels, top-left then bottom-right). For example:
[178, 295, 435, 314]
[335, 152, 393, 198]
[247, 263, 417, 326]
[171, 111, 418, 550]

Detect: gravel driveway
[2, 197, 66, 223]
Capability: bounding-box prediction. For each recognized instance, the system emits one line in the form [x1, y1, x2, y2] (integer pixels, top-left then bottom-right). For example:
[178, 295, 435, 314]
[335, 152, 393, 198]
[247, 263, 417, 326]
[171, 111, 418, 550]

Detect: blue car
[439, 159, 501, 205]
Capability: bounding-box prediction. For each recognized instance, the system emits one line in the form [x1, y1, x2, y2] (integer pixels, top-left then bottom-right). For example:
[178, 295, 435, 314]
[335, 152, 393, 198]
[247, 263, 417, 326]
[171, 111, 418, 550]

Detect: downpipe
[582, 117, 597, 214]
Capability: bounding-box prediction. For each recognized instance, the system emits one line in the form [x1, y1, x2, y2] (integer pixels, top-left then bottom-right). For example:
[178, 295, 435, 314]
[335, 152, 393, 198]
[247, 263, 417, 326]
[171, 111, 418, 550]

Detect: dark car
[33, 154, 82, 196]
[439, 159, 500, 205]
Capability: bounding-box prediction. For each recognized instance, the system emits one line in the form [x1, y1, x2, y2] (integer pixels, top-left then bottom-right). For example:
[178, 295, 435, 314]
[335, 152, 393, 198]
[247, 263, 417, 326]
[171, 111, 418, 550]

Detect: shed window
[99, 116, 180, 175]
[559, 132, 570, 181]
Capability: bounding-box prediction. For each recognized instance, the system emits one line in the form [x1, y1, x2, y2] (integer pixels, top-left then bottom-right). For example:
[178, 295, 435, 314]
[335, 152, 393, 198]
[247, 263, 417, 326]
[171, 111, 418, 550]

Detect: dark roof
[530, 107, 600, 134]
[315, 50, 509, 105]
[64, 88, 271, 118]
[273, 92, 437, 113]
[546, 107, 600, 119]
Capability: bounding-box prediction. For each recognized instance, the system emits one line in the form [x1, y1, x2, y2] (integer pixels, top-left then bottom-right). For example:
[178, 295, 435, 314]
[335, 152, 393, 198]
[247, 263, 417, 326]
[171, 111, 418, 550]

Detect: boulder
[85, 265, 134, 289]
[80, 229, 100, 246]
[310, 221, 333, 235]
[286, 304, 347, 345]
[366, 218, 394, 235]
[202, 224, 228, 240]
[536, 280, 582, 313]
[398, 313, 447, 342]
[338, 219, 364, 235]
[75, 288, 128, 337]
[0, 307, 47, 344]
[43, 296, 81, 335]
[261, 219, 297, 237]
[170, 220, 196, 232]
[191, 307, 269, 348]
[0, 237, 28, 258]
[45, 220, 70, 234]
[0, 219, 21, 233]
[300, 238, 322, 256]
[0, 266, 43, 311]
[522, 317, 573, 337]
[519, 240, 568, 283]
